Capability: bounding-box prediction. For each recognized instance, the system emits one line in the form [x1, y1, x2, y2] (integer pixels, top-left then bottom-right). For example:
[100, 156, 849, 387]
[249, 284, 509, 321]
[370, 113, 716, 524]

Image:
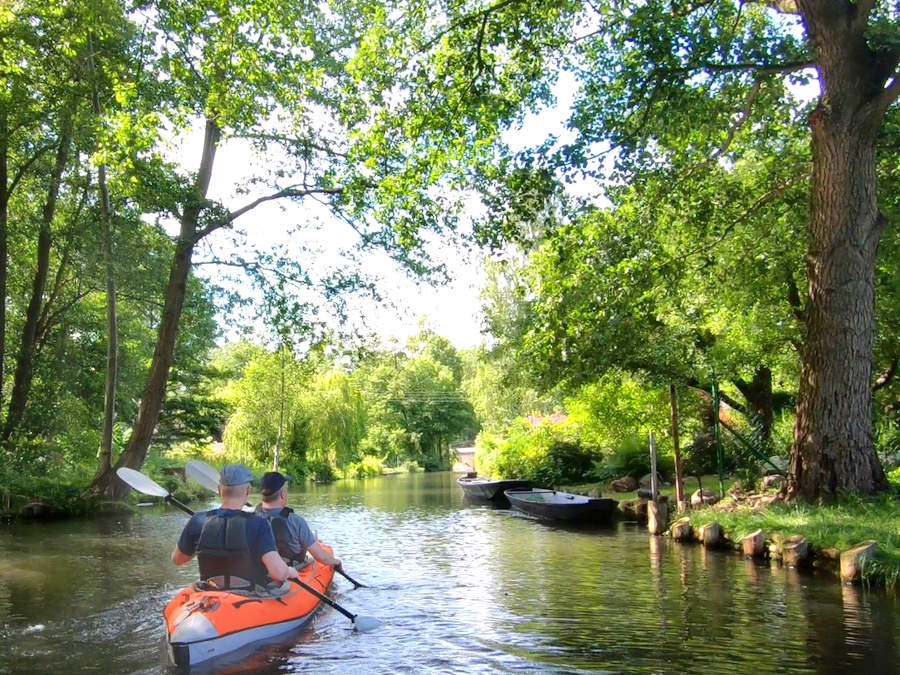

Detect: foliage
[564, 372, 677, 454]
[221, 348, 308, 466]
[874, 409, 900, 470]
[354, 333, 478, 470]
[460, 342, 562, 434]
[887, 467, 900, 489]
[305, 459, 336, 484]
[346, 455, 385, 479]
[217, 329, 477, 479]
[589, 434, 674, 483]
[477, 419, 596, 487]
[461, 0, 899, 501]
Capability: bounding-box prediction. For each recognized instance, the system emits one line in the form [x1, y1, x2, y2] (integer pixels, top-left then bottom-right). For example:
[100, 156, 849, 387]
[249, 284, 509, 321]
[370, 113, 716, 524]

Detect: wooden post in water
[669, 384, 685, 511]
[647, 432, 667, 535]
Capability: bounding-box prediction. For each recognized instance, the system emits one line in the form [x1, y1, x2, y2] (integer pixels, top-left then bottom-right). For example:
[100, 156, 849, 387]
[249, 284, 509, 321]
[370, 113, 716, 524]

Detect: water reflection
[0, 473, 897, 674]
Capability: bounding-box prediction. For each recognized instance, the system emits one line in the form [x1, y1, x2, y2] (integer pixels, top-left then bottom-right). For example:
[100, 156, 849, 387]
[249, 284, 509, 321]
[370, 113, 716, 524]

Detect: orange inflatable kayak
[164, 551, 335, 667]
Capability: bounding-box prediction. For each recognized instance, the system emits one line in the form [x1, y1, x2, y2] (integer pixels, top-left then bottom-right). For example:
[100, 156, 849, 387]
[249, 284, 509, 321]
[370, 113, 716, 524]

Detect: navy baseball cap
[259, 471, 291, 496]
[219, 464, 253, 486]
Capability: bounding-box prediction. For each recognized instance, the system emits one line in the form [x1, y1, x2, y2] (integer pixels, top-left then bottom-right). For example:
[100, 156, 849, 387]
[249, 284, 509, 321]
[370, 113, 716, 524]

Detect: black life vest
[254, 505, 304, 564]
[197, 510, 270, 589]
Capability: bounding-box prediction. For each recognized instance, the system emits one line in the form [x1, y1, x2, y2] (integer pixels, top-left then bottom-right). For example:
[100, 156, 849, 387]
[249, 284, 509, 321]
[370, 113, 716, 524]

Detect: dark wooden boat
[457, 476, 532, 503]
[504, 488, 618, 522]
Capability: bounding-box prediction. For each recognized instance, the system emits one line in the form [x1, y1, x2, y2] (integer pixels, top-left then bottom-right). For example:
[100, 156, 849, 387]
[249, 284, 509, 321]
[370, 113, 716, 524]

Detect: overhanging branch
[654, 59, 813, 78]
[194, 185, 348, 240]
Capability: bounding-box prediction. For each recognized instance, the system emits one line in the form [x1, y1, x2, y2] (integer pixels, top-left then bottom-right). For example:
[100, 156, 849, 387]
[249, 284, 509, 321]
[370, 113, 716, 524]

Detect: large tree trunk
[2, 111, 73, 441]
[0, 106, 8, 416]
[91, 118, 220, 500]
[785, 2, 893, 500]
[89, 35, 119, 479]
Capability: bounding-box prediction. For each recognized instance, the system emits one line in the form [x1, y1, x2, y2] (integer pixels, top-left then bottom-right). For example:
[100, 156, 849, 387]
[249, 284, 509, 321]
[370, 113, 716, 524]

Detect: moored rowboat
[164, 551, 335, 667]
[457, 476, 532, 503]
[504, 488, 618, 522]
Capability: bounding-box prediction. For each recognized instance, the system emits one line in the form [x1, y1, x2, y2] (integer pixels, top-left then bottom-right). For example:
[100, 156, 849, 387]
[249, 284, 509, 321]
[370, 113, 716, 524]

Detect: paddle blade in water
[353, 616, 382, 632]
[116, 468, 170, 498]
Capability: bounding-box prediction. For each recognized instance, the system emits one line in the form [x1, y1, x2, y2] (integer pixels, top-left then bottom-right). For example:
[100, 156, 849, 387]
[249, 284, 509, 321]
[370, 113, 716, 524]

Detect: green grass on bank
[687, 495, 900, 588]
[564, 477, 900, 589]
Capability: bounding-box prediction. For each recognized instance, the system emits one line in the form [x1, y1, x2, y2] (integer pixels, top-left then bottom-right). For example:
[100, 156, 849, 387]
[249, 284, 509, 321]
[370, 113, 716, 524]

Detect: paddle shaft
[289, 578, 357, 622]
[336, 569, 366, 589]
[165, 495, 195, 516]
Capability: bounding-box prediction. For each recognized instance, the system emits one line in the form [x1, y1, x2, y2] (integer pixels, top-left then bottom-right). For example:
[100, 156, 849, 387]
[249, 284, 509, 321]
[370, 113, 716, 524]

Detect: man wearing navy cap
[171, 464, 302, 590]
[255, 471, 343, 571]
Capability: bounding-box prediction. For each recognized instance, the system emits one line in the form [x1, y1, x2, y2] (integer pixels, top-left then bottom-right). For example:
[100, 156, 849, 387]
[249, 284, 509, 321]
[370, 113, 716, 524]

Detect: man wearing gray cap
[171, 464, 301, 590]
[255, 471, 343, 570]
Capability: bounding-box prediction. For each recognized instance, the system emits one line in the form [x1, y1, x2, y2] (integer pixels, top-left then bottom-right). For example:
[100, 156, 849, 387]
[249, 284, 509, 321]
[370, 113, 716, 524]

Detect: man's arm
[289, 514, 341, 568]
[262, 551, 300, 582]
[172, 515, 202, 566]
[308, 542, 342, 569]
[171, 546, 194, 566]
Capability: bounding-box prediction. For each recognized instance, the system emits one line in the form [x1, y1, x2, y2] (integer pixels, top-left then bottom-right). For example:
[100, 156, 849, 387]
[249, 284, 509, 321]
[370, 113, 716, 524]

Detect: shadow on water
[1, 472, 897, 674]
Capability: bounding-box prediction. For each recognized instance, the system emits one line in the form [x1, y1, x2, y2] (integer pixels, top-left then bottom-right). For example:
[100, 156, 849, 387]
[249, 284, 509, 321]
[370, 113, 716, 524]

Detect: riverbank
[567, 478, 900, 590]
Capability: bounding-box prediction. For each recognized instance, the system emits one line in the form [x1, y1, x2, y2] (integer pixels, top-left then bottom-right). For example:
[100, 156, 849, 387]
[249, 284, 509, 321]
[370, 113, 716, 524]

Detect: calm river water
[0, 472, 897, 674]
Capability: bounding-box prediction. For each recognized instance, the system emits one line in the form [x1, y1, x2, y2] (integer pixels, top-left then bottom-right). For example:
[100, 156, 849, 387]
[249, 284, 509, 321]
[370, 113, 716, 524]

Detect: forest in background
[1, 0, 898, 516]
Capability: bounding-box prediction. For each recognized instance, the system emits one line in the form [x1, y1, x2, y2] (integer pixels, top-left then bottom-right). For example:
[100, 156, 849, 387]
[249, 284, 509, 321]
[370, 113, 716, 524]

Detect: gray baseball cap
[219, 464, 253, 486]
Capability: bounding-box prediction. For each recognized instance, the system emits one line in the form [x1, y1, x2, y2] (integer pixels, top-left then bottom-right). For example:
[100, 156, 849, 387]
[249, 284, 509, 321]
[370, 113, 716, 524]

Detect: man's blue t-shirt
[177, 508, 277, 562]
[257, 507, 316, 558]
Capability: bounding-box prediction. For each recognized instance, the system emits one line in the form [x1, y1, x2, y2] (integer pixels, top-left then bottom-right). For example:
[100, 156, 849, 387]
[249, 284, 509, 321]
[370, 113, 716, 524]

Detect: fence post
[711, 370, 725, 499]
[669, 384, 685, 510]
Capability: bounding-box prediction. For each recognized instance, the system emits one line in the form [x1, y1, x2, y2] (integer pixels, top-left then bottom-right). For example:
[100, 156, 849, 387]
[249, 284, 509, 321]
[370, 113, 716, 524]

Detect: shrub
[590, 434, 675, 482]
[346, 455, 384, 478]
[307, 459, 336, 483]
[531, 440, 596, 486]
[476, 421, 598, 486]
[876, 413, 899, 471]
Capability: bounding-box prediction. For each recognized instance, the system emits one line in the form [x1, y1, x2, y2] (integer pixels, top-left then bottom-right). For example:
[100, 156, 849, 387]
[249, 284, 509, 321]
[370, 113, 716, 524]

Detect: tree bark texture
[89, 34, 120, 479]
[2, 111, 73, 441]
[786, 1, 893, 499]
[0, 106, 8, 416]
[91, 118, 220, 500]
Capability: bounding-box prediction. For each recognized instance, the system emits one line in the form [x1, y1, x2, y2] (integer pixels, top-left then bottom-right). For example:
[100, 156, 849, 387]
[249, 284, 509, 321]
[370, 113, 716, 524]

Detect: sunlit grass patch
[688, 493, 900, 588]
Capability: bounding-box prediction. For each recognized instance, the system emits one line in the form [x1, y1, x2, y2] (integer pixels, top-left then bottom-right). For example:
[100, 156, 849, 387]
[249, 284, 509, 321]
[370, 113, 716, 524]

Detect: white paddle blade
[116, 467, 170, 498]
[353, 616, 382, 632]
[185, 460, 221, 493]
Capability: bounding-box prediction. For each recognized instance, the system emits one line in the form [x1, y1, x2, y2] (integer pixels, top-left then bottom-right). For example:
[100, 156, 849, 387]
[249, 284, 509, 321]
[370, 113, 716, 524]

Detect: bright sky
[169, 72, 583, 351]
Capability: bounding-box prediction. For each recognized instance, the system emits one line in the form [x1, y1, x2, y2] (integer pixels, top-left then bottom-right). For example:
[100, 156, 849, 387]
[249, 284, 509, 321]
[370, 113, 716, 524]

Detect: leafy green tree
[222, 348, 308, 467]
[475, 0, 898, 499]
[353, 337, 477, 469]
[86, 0, 583, 497]
[461, 344, 561, 434]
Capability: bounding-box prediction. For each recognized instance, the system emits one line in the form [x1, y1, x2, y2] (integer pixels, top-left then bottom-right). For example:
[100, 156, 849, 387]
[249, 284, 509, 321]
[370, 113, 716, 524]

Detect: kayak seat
[266, 580, 292, 597]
